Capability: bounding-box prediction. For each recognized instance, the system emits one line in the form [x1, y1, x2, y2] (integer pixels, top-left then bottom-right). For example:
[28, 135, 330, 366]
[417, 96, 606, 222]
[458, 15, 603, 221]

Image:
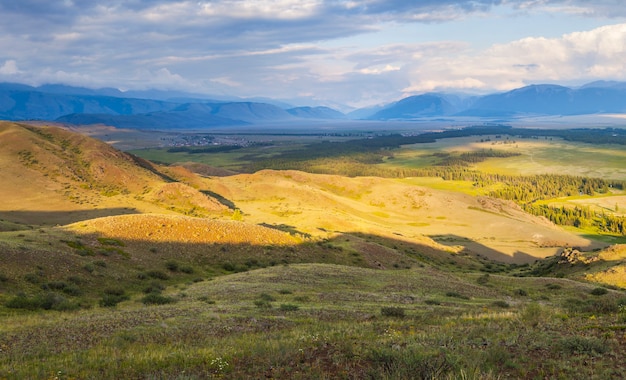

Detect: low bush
[141, 293, 175, 305]
[143, 282, 165, 294]
[446, 291, 470, 299]
[147, 270, 169, 280]
[279, 303, 299, 311]
[558, 336, 608, 355]
[254, 299, 272, 309]
[165, 260, 179, 272]
[381, 306, 406, 318]
[477, 274, 490, 285]
[100, 293, 129, 307]
[492, 300, 510, 308]
[424, 299, 441, 305]
[545, 283, 561, 290]
[6, 292, 79, 311]
[563, 297, 619, 314]
[514, 288, 528, 296]
[590, 287, 608, 296]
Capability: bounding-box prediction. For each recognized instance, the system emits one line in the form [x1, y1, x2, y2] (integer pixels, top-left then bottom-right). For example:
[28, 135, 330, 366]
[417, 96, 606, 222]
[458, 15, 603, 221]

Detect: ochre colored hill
[66, 214, 301, 246]
[0, 121, 226, 225]
[203, 170, 602, 263]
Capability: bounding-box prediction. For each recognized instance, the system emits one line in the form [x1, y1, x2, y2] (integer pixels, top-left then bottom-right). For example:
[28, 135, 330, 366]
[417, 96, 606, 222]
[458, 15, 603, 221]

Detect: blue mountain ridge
[2, 81, 626, 128]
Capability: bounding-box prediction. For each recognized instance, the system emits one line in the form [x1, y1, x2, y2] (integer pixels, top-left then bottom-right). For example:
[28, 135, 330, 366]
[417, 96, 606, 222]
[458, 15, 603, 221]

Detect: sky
[1, 0, 626, 109]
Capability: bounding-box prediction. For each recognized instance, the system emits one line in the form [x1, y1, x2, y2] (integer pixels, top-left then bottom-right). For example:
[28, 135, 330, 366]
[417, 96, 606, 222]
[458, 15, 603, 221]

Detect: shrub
[180, 265, 195, 274]
[143, 282, 165, 294]
[492, 300, 510, 308]
[104, 287, 127, 296]
[222, 262, 235, 272]
[97, 237, 125, 246]
[563, 297, 619, 314]
[83, 264, 95, 273]
[24, 273, 41, 284]
[62, 284, 83, 296]
[545, 283, 561, 290]
[147, 270, 169, 280]
[558, 336, 608, 355]
[259, 293, 276, 302]
[446, 291, 470, 300]
[254, 299, 273, 309]
[165, 260, 179, 272]
[142, 293, 175, 305]
[369, 348, 452, 379]
[279, 303, 299, 311]
[424, 299, 441, 305]
[381, 306, 406, 318]
[590, 287, 608, 296]
[477, 274, 490, 285]
[6, 293, 41, 310]
[6, 292, 79, 311]
[100, 293, 129, 307]
[514, 288, 528, 296]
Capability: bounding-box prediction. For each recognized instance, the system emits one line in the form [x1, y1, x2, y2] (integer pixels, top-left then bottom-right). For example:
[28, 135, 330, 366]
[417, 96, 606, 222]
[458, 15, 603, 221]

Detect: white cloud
[399, 23, 626, 95]
[1, 1, 626, 107]
[0, 60, 19, 75]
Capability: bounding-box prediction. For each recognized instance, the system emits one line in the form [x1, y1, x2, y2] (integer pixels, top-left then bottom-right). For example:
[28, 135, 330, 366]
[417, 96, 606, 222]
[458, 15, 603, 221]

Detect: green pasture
[130, 143, 303, 171]
[393, 136, 626, 181]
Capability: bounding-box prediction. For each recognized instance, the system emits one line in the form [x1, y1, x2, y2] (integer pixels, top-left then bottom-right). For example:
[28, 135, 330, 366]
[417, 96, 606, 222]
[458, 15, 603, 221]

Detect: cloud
[0, 1, 625, 107]
[513, 0, 626, 17]
[0, 60, 20, 75]
[400, 23, 626, 95]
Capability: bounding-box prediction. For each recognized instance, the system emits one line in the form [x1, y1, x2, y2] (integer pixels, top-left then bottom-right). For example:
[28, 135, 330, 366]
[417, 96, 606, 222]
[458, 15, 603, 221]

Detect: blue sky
[1, 1, 625, 109]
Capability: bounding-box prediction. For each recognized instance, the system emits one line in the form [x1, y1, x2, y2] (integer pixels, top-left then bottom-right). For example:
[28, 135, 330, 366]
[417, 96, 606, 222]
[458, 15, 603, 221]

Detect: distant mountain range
[2, 81, 626, 129]
[366, 81, 626, 120]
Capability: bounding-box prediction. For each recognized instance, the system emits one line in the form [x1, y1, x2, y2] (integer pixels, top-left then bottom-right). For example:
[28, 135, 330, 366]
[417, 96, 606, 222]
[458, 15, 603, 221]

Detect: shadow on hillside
[0, 208, 140, 227]
[429, 234, 540, 264]
[201, 190, 237, 210]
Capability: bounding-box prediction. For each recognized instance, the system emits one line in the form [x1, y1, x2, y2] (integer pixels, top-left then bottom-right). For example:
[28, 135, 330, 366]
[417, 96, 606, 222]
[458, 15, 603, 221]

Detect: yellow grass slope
[0, 122, 226, 225]
[204, 170, 600, 263]
[66, 213, 301, 246]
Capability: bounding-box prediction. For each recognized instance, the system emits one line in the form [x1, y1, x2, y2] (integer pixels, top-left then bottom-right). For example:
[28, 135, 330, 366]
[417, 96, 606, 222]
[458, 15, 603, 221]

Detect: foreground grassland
[3, 263, 626, 379]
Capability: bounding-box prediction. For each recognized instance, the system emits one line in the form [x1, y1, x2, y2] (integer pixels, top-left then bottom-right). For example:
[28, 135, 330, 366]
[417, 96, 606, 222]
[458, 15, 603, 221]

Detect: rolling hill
[2, 121, 626, 378]
[0, 121, 227, 225]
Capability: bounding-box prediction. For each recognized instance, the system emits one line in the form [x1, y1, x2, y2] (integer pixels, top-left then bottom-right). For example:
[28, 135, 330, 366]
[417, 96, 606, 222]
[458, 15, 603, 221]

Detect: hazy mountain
[580, 80, 626, 90]
[460, 83, 626, 117]
[362, 81, 626, 120]
[4, 81, 626, 126]
[0, 84, 177, 120]
[286, 106, 345, 119]
[367, 94, 457, 120]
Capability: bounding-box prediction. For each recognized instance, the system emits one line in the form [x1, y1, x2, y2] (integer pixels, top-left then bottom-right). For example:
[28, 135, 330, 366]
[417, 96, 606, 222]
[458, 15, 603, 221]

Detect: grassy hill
[2, 262, 626, 379]
[203, 169, 602, 262]
[0, 121, 226, 225]
[1, 122, 626, 378]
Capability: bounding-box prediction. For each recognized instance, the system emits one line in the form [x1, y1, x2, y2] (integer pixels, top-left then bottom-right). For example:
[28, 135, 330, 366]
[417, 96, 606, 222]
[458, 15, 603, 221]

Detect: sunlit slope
[205, 170, 599, 262]
[0, 122, 226, 224]
[65, 214, 302, 245]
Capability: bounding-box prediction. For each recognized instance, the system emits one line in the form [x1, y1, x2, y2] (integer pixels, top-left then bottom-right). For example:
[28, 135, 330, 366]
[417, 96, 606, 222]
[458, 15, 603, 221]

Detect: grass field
[392, 136, 626, 181]
[3, 263, 626, 379]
